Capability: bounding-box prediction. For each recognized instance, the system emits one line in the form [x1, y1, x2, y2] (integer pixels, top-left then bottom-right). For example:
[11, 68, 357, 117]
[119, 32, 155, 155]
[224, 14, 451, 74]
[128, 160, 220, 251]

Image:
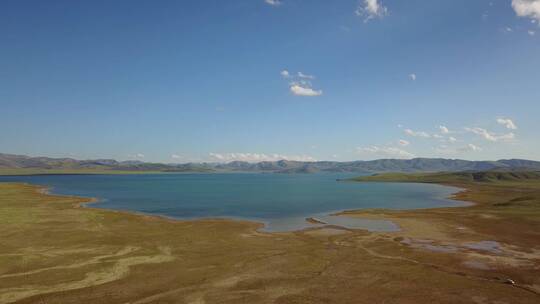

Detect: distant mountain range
[2, 153, 540, 174]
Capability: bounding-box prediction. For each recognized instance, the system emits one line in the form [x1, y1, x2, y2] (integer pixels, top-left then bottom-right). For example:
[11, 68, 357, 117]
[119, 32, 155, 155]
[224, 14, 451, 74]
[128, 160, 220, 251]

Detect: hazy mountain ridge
[2, 153, 540, 174]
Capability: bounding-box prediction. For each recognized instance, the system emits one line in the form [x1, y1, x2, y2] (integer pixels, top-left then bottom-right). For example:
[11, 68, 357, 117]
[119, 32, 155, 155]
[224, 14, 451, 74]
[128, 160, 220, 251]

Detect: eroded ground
[1, 178, 539, 303]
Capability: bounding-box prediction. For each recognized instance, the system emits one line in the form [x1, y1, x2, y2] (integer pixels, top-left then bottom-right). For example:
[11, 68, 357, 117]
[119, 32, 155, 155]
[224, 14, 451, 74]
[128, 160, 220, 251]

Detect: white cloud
[529, 30, 537, 35]
[297, 72, 315, 79]
[281, 70, 322, 96]
[461, 144, 482, 152]
[404, 129, 431, 138]
[265, 0, 282, 6]
[409, 73, 417, 81]
[439, 125, 450, 134]
[398, 139, 410, 146]
[209, 152, 316, 163]
[512, 0, 540, 23]
[496, 118, 518, 130]
[435, 143, 481, 155]
[465, 127, 495, 141]
[436, 135, 457, 143]
[171, 154, 182, 159]
[128, 153, 145, 159]
[357, 146, 414, 159]
[355, 0, 388, 22]
[290, 83, 323, 96]
[433, 145, 452, 155]
[498, 133, 517, 141]
[465, 127, 515, 142]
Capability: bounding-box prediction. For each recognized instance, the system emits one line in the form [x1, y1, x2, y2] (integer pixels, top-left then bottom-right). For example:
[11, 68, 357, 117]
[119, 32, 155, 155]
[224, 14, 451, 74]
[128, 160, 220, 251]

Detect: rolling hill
[1, 153, 540, 175]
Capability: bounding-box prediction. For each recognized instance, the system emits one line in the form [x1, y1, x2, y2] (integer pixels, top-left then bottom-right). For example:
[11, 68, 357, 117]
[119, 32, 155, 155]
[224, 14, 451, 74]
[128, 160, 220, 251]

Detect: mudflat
[1, 172, 539, 303]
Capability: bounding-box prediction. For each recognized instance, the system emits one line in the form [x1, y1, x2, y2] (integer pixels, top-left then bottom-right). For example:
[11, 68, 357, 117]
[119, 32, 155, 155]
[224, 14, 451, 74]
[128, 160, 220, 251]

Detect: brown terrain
[1, 172, 539, 303]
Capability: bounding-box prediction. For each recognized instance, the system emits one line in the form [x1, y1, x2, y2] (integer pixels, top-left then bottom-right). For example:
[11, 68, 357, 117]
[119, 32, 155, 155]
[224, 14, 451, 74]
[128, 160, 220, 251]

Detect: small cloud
[290, 84, 323, 96]
[264, 0, 282, 6]
[398, 139, 410, 146]
[462, 144, 482, 152]
[465, 127, 515, 142]
[357, 145, 415, 159]
[504, 26, 513, 32]
[435, 143, 481, 155]
[404, 129, 431, 138]
[433, 134, 444, 139]
[171, 154, 182, 160]
[512, 0, 540, 24]
[465, 127, 494, 141]
[409, 73, 417, 81]
[434, 144, 450, 154]
[209, 152, 316, 163]
[298, 72, 315, 79]
[496, 118, 518, 130]
[355, 0, 388, 22]
[128, 153, 145, 159]
[528, 30, 536, 35]
[496, 133, 516, 142]
[281, 70, 322, 96]
[448, 136, 457, 143]
[439, 125, 450, 134]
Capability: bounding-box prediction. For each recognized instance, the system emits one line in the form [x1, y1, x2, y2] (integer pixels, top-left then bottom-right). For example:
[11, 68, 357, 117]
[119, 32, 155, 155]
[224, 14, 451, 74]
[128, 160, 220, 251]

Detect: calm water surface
[0, 173, 467, 231]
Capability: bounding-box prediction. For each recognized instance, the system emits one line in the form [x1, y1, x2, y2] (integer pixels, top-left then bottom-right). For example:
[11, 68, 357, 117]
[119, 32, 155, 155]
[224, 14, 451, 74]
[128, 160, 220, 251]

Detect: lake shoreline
[32, 177, 470, 233]
[11, 174, 470, 235]
[2, 173, 540, 303]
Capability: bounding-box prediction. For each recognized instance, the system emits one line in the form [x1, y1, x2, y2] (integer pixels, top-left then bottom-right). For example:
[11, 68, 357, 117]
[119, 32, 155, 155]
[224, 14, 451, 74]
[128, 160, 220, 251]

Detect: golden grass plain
[1, 174, 539, 303]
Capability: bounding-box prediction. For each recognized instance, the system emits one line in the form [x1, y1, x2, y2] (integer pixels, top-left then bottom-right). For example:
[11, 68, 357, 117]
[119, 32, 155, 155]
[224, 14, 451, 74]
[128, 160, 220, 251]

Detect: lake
[0, 173, 467, 232]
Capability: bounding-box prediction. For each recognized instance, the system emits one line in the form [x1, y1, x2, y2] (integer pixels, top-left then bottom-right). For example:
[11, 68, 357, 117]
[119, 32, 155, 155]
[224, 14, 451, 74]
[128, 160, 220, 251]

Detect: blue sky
[1, 0, 539, 162]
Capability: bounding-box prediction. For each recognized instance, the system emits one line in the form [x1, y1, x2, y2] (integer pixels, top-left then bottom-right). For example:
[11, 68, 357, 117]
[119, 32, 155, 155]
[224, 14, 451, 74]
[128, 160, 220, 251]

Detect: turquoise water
[0, 173, 466, 231]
